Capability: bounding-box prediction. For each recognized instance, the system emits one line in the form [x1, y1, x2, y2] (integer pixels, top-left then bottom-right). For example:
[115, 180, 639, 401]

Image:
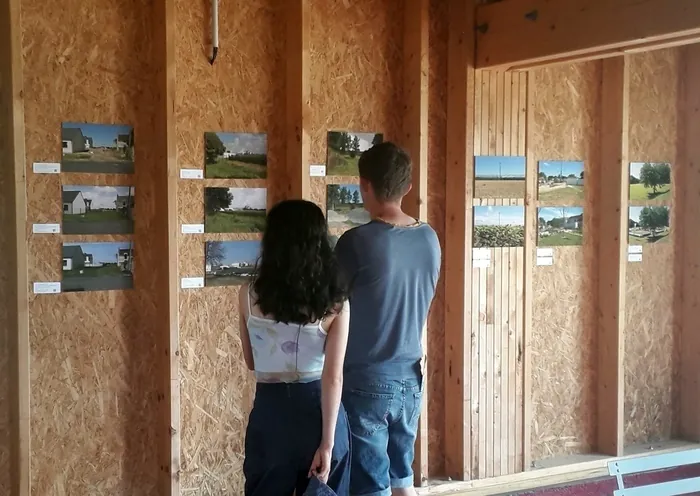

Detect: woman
[239, 199, 351, 496]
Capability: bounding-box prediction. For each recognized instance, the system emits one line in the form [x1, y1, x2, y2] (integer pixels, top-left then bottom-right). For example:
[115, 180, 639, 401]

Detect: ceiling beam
[476, 0, 700, 71]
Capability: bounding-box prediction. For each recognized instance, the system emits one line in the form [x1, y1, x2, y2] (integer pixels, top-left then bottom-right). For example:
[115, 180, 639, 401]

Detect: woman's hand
[308, 442, 333, 483]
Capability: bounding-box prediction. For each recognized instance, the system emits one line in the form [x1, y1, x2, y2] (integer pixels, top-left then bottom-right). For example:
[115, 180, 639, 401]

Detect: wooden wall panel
[530, 62, 601, 462]
[472, 71, 526, 478]
[624, 49, 680, 446]
[21, 0, 163, 492]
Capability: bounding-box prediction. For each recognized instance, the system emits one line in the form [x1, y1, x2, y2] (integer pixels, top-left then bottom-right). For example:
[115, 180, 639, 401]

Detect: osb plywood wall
[21, 0, 162, 492]
[530, 62, 601, 462]
[624, 49, 680, 445]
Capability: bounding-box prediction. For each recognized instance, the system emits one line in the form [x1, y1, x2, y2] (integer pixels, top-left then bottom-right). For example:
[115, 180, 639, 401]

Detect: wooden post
[0, 0, 29, 493]
[285, 0, 311, 201]
[597, 56, 629, 457]
[444, 0, 476, 481]
[401, 0, 430, 485]
[152, 0, 179, 493]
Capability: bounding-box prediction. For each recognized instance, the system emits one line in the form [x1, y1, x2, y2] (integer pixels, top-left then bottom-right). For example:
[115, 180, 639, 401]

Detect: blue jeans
[342, 373, 423, 496]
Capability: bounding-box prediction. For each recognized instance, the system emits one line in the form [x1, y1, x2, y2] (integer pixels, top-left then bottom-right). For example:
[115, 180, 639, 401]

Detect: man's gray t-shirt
[334, 220, 441, 380]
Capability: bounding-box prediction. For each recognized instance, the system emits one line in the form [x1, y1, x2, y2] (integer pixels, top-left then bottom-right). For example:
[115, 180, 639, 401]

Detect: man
[334, 142, 441, 496]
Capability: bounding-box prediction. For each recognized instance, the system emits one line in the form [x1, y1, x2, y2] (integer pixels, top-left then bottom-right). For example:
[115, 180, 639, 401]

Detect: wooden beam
[597, 56, 629, 457]
[152, 0, 179, 493]
[285, 0, 311, 201]
[401, 0, 430, 485]
[444, 0, 476, 481]
[680, 44, 700, 442]
[475, 0, 700, 71]
[0, 0, 29, 493]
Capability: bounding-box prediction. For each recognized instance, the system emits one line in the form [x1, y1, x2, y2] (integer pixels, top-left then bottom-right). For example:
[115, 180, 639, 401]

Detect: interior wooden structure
[2, 0, 700, 494]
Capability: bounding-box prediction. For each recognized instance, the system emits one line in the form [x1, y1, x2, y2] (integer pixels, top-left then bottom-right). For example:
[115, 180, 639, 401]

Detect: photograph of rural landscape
[204, 131, 267, 179]
[204, 187, 266, 233]
[538, 161, 585, 202]
[62, 242, 134, 292]
[62, 185, 134, 235]
[61, 122, 134, 174]
[473, 205, 525, 248]
[629, 205, 671, 244]
[629, 162, 672, 202]
[205, 240, 260, 286]
[326, 131, 383, 176]
[537, 207, 584, 246]
[474, 156, 526, 198]
[326, 184, 370, 229]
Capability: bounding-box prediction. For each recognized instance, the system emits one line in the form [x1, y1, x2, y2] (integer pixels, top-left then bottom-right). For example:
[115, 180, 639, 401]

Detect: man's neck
[370, 202, 417, 227]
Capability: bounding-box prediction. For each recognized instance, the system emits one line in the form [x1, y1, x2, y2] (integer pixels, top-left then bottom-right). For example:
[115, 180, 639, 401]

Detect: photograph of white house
[537, 207, 584, 246]
[62, 242, 134, 292]
[62, 185, 135, 235]
[61, 122, 135, 174]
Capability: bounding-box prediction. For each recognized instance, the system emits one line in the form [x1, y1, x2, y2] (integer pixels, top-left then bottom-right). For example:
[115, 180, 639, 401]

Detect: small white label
[33, 162, 60, 174]
[33, 282, 61, 294]
[473, 258, 491, 268]
[32, 223, 61, 234]
[180, 169, 204, 179]
[181, 224, 205, 234]
[628, 245, 643, 254]
[536, 256, 554, 266]
[181, 277, 204, 289]
[310, 164, 327, 177]
[537, 247, 554, 258]
[473, 248, 491, 260]
[628, 253, 643, 263]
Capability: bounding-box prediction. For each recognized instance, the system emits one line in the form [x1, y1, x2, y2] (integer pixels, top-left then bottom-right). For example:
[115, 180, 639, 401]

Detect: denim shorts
[342, 373, 423, 496]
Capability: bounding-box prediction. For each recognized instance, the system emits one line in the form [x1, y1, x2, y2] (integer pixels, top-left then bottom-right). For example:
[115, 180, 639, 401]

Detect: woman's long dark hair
[253, 199, 347, 325]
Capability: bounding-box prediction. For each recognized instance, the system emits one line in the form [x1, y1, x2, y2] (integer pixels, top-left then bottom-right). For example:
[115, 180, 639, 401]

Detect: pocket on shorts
[344, 387, 394, 437]
[407, 389, 424, 427]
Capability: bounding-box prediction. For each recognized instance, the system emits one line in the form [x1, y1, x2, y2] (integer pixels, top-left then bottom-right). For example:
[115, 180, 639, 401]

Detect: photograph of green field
[205, 187, 266, 233]
[629, 205, 671, 244]
[204, 131, 267, 179]
[629, 162, 671, 202]
[326, 131, 383, 176]
[538, 161, 585, 203]
[62, 185, 134, 235]
[205, 240, 260, 287]
[62, 242, 134, 292]
[537, 207, 584, 246]
[61, 122, 134, 174]
[474, 156, 526, 198]
[473, 205, 525, 248]
[326, 184, 370, 229]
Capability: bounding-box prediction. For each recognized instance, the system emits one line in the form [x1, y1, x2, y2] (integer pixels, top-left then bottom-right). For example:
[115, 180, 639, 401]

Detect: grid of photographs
[536, 160, 586, 247]
[627, 162, 672, 245]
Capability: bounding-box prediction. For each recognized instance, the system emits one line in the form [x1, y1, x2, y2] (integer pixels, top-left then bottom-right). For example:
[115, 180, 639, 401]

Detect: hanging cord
[210, 0, 219, 65]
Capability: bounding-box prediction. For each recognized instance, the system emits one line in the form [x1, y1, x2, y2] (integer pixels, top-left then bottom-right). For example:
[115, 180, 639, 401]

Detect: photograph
[62, 185, 134, 235]
[62, 242, 134, 292]
[629, 162, 672, 202]
[204, 187, 267, 233]
[474, 156, 526, 198]
[473, 205, 525, 248]
[538, 161, 585, 202]
[204, 132, 267, 179]
[326, 184, 370, 229]
[537, 207, 584, 246]
[326, 131, 383, 176]
[61, 122, 134, 174]
[205, 240, 260, 287]
[629, 206, 671, 244]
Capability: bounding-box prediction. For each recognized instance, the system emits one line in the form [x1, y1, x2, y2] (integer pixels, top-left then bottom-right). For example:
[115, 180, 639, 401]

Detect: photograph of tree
[474, 156, 526, 198]
[326, 131, 383, 176]
[62, 242, 134, 292]
[326, 184, 370, 229]
[537, 207, 584, 246]
[62, 185, 134, 235]
[629, 206, 671, 244]
[205, 240, 260, 286]
[61, 122, 134, 174]
[473, 205, 525, 248]
[203, 132, 267, 179]
[629, 162, 671, 202]
[538, 161, 585, 202]
[204, 187, 267, 233]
